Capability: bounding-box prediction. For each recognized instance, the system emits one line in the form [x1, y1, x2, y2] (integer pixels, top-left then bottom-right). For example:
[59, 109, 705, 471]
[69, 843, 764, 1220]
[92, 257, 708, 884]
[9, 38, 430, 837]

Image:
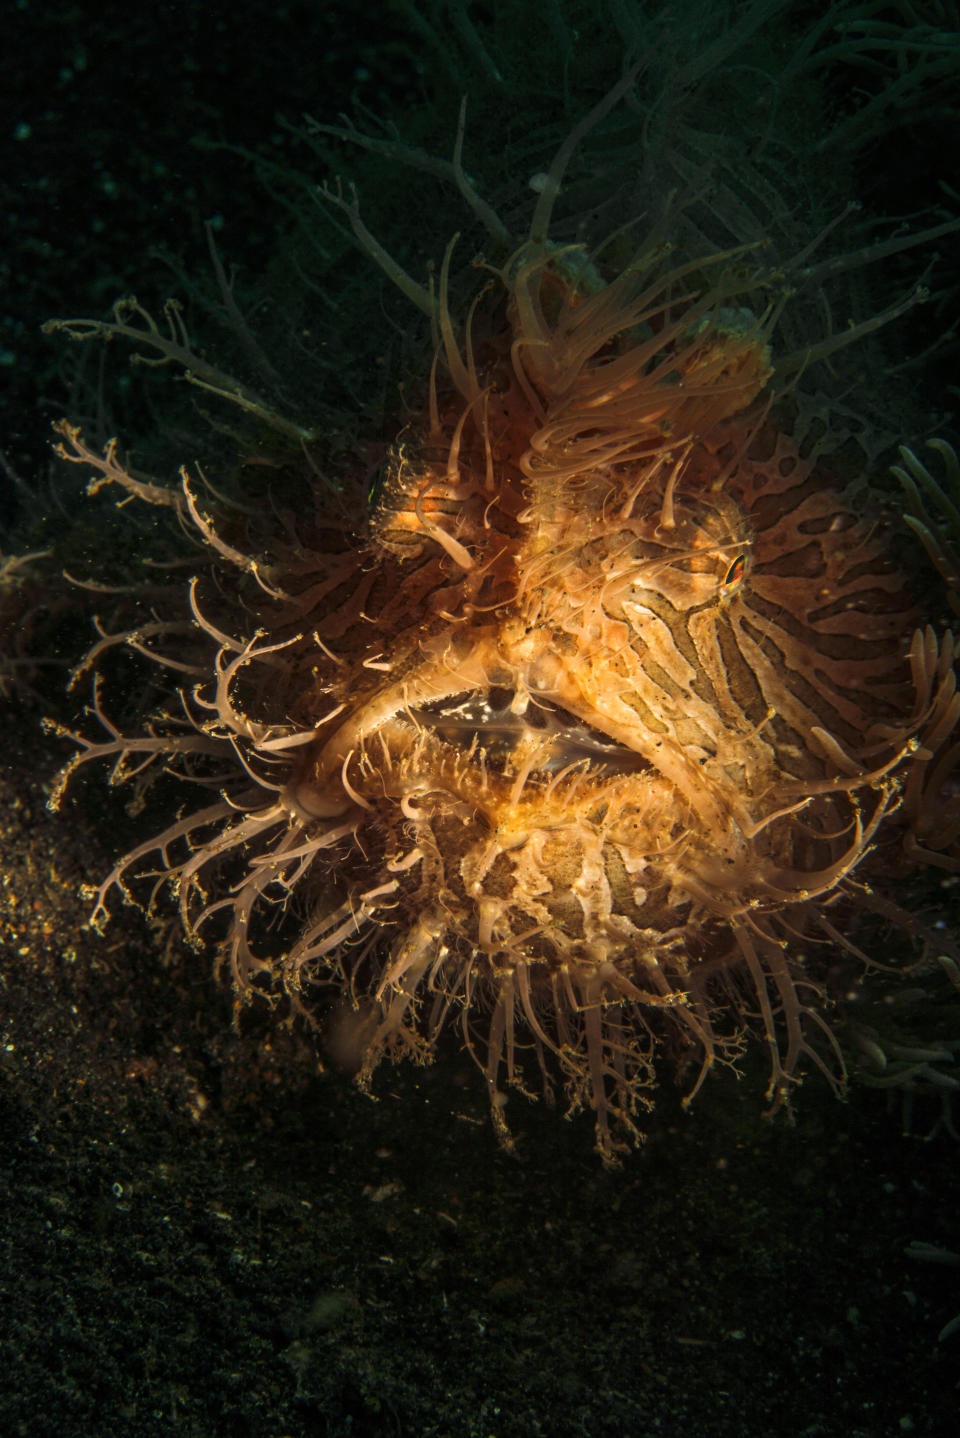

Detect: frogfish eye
[722, 554, 746, 589]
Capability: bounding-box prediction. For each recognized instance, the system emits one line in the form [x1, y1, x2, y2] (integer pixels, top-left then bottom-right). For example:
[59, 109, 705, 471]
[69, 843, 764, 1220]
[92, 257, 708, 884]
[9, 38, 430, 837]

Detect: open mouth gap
[410, 690, 652, 775]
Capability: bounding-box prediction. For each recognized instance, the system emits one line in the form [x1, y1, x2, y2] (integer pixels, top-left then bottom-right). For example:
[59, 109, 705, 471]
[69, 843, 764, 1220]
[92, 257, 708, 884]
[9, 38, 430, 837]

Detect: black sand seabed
[2, 721, 958, 1436]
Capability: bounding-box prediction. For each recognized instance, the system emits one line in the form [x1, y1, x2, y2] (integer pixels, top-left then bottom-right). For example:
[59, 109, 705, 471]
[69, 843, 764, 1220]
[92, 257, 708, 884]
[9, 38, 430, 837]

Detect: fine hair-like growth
[47, 72, 960, 1161]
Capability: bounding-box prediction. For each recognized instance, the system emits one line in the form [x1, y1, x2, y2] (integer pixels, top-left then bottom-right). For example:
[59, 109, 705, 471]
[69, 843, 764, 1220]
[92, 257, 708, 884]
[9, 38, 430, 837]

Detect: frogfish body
[52, 142, 960, 1163]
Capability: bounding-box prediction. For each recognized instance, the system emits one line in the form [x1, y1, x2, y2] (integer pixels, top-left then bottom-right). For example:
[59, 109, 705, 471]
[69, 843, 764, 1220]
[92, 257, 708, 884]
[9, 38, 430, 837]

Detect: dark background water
[2, 3, 959, 1434]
